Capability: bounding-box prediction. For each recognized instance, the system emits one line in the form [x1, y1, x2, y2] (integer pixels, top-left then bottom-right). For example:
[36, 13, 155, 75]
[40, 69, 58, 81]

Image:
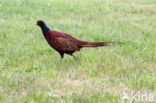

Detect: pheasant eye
[37, 21, 41, 26]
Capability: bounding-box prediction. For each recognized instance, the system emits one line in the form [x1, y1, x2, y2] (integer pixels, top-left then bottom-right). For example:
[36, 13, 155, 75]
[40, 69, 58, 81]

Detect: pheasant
[36, 20, 120, 59]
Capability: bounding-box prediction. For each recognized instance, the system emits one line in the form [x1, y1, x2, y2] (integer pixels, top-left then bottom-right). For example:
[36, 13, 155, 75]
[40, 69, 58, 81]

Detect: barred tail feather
[82, 41, 121, 47]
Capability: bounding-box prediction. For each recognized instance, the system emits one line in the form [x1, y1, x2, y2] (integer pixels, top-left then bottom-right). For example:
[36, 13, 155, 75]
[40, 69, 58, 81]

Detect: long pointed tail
[81, 41, 122, 47]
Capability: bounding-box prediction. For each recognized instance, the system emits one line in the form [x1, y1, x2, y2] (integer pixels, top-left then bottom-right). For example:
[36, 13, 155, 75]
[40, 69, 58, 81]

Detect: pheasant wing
[53, 37, 80, 52]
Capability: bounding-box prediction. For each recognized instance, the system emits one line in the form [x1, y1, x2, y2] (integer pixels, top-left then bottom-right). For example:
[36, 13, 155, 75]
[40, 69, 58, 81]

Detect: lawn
[0, 0, 156, 103]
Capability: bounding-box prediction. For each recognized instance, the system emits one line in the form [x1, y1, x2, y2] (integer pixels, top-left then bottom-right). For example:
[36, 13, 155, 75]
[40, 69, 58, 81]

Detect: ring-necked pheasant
[36, 20, 120, 59]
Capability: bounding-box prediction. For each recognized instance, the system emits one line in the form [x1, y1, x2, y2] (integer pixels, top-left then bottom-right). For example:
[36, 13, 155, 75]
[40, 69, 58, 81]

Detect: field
[0, 0, 156, 102]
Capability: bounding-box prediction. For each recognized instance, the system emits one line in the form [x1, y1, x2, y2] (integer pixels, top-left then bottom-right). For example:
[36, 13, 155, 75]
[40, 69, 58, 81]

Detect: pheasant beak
[36, 22, 40, 26]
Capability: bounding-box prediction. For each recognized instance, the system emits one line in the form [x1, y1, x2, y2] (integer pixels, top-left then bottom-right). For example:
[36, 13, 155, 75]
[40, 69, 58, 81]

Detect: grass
[0, 0, 156, 102]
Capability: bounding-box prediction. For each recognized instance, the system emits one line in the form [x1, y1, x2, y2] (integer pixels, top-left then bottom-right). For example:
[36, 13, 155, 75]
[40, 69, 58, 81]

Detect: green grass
[0, 0, 156, 103]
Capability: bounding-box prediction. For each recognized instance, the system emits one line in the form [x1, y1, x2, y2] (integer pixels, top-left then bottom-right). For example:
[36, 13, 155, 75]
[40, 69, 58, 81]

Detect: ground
[0, 0, 156, 103]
